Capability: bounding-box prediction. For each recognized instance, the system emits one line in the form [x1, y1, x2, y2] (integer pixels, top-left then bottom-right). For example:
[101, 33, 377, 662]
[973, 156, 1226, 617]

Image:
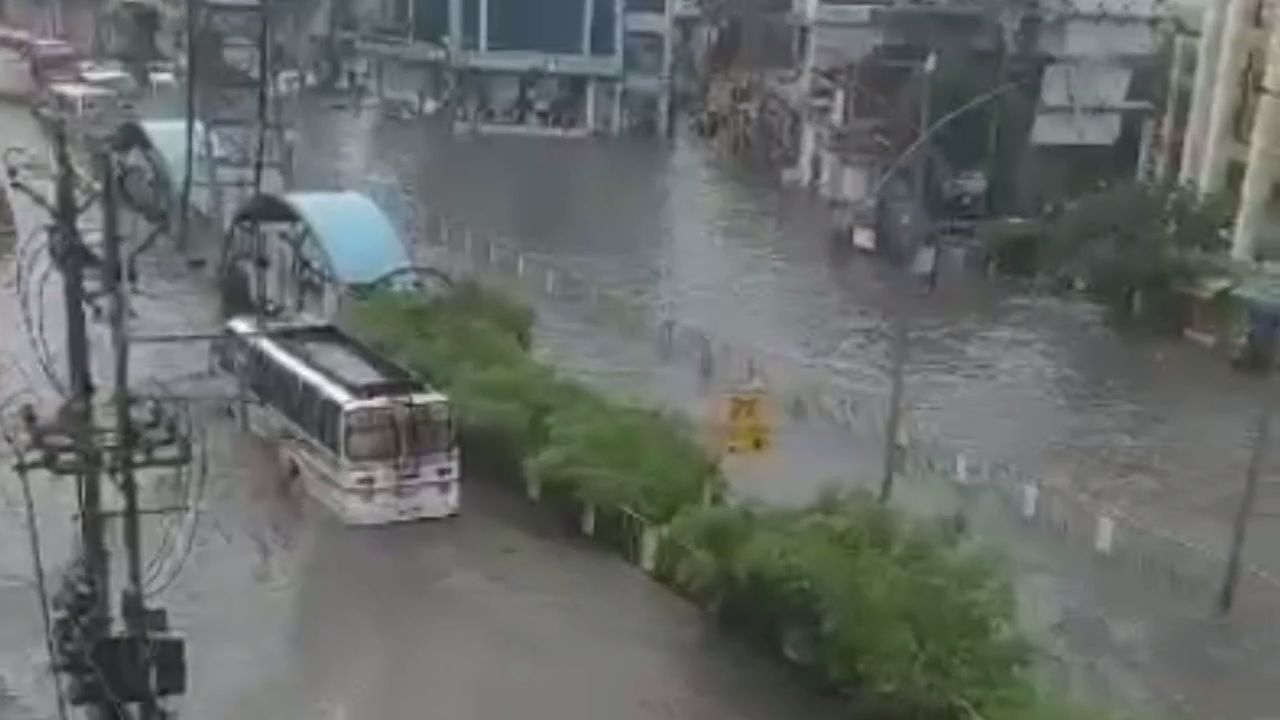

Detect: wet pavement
[0, 96, 845, 719]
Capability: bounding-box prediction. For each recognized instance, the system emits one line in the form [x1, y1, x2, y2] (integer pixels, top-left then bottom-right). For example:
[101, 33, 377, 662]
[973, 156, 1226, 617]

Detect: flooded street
[293, 98, 1280, 572]
[0, 99, 843, 719]
[3, 76, 1279, 718]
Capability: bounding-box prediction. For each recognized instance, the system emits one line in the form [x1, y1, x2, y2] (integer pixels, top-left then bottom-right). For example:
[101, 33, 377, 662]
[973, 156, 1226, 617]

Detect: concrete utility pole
[51, 124, 113, 720]
[913, 53, 935, 206]
[179, 0, 199, 253]
[101, 149, 159, 720]
[1219, 389, 1270, 615]
[7, 128, 192, 719]
[879, 304, 907, 503]
[880, 52, 936, 505]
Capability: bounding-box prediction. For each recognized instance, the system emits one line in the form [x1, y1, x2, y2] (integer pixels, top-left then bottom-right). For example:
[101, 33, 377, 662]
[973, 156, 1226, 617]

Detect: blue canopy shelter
[221, 190, 451, 319]
[231, 191, 411, 285]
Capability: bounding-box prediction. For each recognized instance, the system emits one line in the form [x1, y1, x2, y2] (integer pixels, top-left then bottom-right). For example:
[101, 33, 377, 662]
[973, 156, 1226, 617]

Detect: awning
[232, 191, 410, 286]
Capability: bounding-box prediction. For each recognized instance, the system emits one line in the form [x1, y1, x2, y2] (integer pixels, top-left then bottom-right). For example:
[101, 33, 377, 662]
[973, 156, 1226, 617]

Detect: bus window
[344, 409, 399, 462]
[318, 399, 341, 452]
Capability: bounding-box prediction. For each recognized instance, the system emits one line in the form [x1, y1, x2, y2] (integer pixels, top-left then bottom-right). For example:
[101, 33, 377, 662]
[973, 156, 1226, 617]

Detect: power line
[8, 128, 192, 719]
[3, 427, 69, 720]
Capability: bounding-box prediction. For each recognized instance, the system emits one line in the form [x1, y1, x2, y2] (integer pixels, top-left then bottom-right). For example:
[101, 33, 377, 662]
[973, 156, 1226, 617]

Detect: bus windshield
[344, 409, 399, 462]
[344, 404, 452, 462]
[407, 403, 453, 456]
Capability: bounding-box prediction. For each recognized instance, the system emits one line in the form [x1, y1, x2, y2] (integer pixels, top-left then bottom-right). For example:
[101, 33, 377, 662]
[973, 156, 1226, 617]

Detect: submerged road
[293, 93, 1280, 573]
[287, 93, 1280, 719]
[0, 97, 842, 719]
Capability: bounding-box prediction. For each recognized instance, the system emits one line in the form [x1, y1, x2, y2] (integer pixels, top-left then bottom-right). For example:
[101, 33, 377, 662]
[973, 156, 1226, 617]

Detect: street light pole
[879, 303, 908, 502]
[881, 52, 935, 505]
[1219, 389, 1270, 615]
[914, 52, 936, 206]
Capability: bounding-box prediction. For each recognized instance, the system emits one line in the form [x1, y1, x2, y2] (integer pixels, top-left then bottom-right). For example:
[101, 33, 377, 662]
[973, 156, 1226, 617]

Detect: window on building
[624, 32, 665, 76]
[590, 0, 617, 55]
[1227, 160, 1247, 197]
[626, 0, 666, 12]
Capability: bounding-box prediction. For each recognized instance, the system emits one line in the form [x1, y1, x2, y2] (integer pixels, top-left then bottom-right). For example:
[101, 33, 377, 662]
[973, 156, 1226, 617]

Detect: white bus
[216, 315, 460, 525]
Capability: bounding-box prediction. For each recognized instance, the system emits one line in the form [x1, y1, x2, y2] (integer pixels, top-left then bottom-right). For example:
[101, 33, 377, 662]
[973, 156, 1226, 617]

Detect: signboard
[711, 387, 773, 455]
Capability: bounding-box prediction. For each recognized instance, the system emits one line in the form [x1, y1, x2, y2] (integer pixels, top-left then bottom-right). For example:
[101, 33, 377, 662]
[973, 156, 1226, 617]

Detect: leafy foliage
[1043, 180, 1233, 323]
[663, 493, 1032, 718]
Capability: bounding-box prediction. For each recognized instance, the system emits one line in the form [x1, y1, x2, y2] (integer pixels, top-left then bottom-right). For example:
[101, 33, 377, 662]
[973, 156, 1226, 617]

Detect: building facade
[1175, 0, 1280, 260]
[751, 0, 1159, 217]
[345, 0, 694, 135]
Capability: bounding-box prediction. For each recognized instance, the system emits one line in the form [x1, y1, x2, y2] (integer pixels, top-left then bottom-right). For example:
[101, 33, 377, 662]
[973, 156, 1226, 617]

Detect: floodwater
[3, 61, 1280, 718]
[292, 95, 1280, 573]
[283, 97, 1280, 718]
[0, 96, 844, 719]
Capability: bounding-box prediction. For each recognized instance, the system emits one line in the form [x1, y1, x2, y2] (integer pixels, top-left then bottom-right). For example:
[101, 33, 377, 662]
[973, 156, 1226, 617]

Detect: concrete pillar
[800, 21, 816, 96]
[1199, 0, 1252, 194]
[448, 0, 463, 55]
[662, 0, 674, 134]
[1156, 34, 1187, 180]
[658, 91, 671, 137]
[1231, 19, 1280, 259]
[586, 78, 597, 131]
[582, 0, 595, 55]
[1182, 0, 1229, 185]
[479, 0, 489, 52]
[615, 0, 625, 65]
[612, 82, 624, 135]
[797, 120, 816, 186]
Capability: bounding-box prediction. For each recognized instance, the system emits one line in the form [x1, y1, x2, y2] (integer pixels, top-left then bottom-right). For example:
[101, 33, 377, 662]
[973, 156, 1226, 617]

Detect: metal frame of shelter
[111, 117, 239, 273]
[220, 190, 451, 319]
[192, 0, 293, 226]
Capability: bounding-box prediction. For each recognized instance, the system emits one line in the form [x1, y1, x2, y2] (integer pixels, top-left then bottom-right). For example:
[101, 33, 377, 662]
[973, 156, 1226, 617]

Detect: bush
[1042, 180, 1232, 327]
[663, 494, 1032, 719]
[529, 404, 716, 522]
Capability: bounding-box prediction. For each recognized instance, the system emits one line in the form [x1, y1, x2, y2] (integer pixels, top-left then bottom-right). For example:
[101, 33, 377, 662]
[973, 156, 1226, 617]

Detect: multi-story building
[344, 0, 695, 135]
[748, 0, 1161, 219]
[1174, 0, 1280, 260]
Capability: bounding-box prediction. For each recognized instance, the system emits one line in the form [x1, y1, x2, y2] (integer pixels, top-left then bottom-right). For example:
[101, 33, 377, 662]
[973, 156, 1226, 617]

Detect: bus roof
[48, 82, 118, 99]
[78, 64, 132, 84]
[28, 39, 76, 58]
[227, 316, 436, 403]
